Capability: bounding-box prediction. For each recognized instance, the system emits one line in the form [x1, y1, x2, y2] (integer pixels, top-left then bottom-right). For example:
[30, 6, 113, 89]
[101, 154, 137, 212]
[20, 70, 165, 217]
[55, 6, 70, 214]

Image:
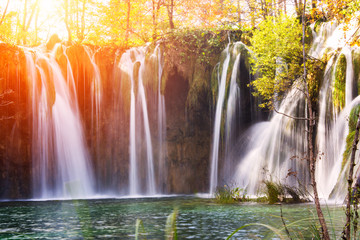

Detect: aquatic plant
[165, 209, 178, 240]
[214, 184, 247, 203]
[263, 180, 308, 204]
[135, 209, 178, 240]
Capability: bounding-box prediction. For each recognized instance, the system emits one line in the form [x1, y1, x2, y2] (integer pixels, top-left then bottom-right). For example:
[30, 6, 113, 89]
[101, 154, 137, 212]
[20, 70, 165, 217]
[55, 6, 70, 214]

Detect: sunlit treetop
[0, 0, 358, 47]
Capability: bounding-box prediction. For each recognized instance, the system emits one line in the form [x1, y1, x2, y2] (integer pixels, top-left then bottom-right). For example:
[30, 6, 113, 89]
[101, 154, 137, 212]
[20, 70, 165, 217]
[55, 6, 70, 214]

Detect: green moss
[314, 19, 325, 34]
[352, 49, 360, 96]
[342, 104, 360, 170]
[186, 62, 210, 110]
[211, 64, 220, 106]
[333, 54, 346, 111]
[307, 58, 326, 109]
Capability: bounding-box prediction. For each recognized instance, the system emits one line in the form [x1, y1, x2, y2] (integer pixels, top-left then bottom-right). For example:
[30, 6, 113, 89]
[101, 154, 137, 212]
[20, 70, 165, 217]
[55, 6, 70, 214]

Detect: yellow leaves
[350, 35, 360, 47]
[249, 15, 304, 109]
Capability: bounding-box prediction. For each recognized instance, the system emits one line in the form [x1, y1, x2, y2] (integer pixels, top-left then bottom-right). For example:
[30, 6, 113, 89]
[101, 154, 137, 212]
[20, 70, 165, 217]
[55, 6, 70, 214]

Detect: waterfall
[209, 42, 249, 195]
[154, 45, 167, 193]
[223, 54, 241, 179]
[313, 22, 357, 199]
[27, 45, 95, 199]
[231, 20, 360, 199]
[84, 46, 102, 162]
[234, 87, 308, 194]
[209, 44, 231, 195]
[117, 45, 165, 196]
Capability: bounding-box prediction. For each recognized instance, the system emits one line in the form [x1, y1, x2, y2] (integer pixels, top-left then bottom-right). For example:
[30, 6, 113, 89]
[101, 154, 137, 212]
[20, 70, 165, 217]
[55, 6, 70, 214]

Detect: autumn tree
[249, 14, 330, 239]
[18, 0, 39, 45]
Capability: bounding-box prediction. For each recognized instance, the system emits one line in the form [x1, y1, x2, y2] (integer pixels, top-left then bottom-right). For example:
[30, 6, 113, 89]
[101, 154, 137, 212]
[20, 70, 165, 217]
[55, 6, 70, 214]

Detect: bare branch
[0, 100, 14, 107]
[0, 116, 15, 121]
[273, 107, 309, 121]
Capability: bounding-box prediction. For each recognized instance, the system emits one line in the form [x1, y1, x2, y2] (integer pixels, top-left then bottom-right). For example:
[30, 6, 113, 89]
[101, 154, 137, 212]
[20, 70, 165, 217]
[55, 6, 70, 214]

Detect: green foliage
[333, 54, 346, 111]
[135, 209, 178, 240]
[165, 209, 178, 240]
[214, 185, 247, 204]
[249, 15, 304, 109]
[264, 181, 281, 204]
[263, 180, 308, 204]
[162, 29, 232, 69]
[353, 49, 360, 95]
[135, 219, 146, 240]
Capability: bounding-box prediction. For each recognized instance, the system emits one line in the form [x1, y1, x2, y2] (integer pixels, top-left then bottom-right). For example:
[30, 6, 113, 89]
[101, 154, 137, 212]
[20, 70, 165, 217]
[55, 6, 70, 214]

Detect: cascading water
[223, 54, 241, 178]
[117, 45, 165, 196]
[313, 21, 358, 199]
[27, 45, 95, 199]
[84, 46, 102, 161]
[209, 42, 250, 195]
[234, 87, 309, 194]
[153, 45, 167, 193]
[231, 19, 360, 199]
[209, 44, 231, 195]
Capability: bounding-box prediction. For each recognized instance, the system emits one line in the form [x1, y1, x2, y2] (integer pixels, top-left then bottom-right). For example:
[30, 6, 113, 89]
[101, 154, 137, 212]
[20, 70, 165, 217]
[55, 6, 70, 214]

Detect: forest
[0, 0, 356, 47]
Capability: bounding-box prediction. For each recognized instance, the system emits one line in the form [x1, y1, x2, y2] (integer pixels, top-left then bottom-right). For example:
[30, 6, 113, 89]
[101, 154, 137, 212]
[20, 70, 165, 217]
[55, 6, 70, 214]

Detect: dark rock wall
[0, 44, 32, 199]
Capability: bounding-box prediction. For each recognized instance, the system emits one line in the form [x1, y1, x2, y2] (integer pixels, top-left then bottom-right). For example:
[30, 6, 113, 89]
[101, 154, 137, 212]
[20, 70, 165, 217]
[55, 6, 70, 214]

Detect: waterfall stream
[27, 46, 95, 199]
[117, 45, 165, 196]
[209, 43, 231, 195]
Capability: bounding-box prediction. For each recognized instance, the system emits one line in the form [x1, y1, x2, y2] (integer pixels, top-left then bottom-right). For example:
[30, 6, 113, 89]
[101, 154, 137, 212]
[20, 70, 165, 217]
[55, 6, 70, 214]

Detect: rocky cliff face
[0, 44, 32, 199]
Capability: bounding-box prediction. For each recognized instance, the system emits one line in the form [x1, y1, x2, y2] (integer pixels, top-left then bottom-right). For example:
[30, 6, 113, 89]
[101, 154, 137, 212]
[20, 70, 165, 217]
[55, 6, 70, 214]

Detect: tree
[165, 0, 175, 29]
[18, 0, 39, 45]
[249, 15, 303, 108]
[249, 13, 330, 239]
[152, 0, 163, 40]
[0, 0, 10, 26]
[125, 0, 131, 44]
[64, 0, 72, 42]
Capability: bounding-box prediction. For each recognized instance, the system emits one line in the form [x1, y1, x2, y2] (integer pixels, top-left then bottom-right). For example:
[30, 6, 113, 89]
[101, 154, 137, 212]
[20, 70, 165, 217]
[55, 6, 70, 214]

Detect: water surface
[0, 196, 345, 239]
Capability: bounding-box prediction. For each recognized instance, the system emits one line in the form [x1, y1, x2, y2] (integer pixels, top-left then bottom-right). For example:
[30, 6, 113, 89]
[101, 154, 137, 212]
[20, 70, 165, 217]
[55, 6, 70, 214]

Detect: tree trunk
[35, 5, 40, 45]
[152, 0, 162, 41]
[312, 0, 316, 9]
[80, 0, 86, 42]
[0, 0, 10, 26]
[343, 112, 360, 239]
[166, 0, 175, 29]
[301, 0, 329, 238]
[65, 0, 72, 42]
[237, 0, 241, 26]
[22, 0, 27, 44]
[294, 0, 300, 17]
[125, 0, 131, 44]
[152, 0, 157, 40]
[25, 0, 39, 31]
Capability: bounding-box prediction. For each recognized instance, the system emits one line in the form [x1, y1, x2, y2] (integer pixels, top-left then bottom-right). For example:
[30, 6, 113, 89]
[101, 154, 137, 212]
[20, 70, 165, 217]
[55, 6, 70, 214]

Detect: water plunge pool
[0, 196, 345, 239]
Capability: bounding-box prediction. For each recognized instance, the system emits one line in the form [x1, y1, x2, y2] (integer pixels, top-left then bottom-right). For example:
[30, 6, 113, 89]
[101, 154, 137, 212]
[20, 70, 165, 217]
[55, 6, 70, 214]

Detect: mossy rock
[333, 53, 346, 111]
[307, 57, 326, 108]
[352, 48, 360, 96]
[342, 104, 360, 170]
